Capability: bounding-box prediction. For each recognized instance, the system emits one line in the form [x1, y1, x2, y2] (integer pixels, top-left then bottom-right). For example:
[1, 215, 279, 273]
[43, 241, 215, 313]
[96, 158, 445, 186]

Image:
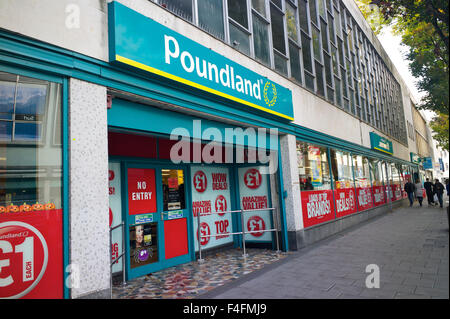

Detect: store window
[330, 149, 356, 217]
[369, 159, 386, 206]
[0, 71, 63, 299]
[390, 162, 402, 201]
[297, 141, 334, 227]
[352, 155, 373, 211]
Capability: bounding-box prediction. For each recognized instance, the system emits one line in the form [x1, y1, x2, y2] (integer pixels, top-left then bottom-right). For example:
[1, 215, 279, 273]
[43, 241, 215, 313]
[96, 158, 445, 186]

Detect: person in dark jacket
[433, 179, 445, 208]
[404, 179, 416, 207]
[424, 178, 435, 206]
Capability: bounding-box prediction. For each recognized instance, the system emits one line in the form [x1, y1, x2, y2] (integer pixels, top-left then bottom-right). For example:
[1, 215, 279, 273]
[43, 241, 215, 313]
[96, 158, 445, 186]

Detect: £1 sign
[0, 221, 48, 299]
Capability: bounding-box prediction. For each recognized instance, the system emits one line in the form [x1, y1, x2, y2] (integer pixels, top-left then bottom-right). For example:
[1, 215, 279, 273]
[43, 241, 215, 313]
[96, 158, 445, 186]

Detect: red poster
[301, 190, 335, 228]
[0, 210, 63, 299]
[334, 188, 357, 218]
[356, 187, 374, 211]
[128, 168, 157, 215]
[373, 186, 386, 206]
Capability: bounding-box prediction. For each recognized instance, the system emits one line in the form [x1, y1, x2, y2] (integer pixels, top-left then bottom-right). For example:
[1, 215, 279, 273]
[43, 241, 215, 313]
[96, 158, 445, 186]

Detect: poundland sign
[108, 1, 294, 121]
[370, 132, 393, 155]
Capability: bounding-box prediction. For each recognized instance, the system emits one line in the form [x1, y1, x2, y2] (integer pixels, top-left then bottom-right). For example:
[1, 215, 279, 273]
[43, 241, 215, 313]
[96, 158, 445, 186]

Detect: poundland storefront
[0, 1, 294, 298]
[106, 2, 294, 281]
[0, 0, 418, 299]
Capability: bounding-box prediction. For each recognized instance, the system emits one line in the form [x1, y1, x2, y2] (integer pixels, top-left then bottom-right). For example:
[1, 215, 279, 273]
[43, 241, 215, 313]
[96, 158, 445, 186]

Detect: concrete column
[69, 78, 110, 298]
[279, 134, 304, 249]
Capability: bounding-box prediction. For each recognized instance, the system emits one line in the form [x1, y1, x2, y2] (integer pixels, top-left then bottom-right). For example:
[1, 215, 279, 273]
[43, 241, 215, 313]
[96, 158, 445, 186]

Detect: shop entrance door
[124, 163, 191, 280]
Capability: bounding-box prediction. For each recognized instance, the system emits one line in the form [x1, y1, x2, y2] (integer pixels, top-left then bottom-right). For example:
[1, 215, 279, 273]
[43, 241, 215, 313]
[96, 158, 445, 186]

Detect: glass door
[124, 164, 191, 280]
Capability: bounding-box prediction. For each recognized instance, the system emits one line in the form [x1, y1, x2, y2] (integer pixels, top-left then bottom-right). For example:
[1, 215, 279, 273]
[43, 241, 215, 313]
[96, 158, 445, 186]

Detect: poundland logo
[109, 1, 293, 120]
[165, 35, 266, 102]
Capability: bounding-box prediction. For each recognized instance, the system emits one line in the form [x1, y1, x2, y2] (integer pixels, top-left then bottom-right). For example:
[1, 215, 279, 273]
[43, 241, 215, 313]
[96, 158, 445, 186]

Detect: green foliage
[430, 113, 449, 151]
[357, 0, 449, 150]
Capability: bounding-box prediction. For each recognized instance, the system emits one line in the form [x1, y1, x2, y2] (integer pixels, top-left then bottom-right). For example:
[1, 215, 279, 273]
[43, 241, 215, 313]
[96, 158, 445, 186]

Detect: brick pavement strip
[199, 204, 449, 299]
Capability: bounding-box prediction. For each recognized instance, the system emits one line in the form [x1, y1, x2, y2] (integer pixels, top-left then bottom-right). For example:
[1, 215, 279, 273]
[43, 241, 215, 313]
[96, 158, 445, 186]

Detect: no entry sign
[128, 168, 157, 215]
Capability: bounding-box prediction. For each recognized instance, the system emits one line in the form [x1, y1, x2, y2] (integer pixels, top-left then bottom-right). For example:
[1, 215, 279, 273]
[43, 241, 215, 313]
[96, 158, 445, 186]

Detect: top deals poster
[191, 166, 233, 251]
[238, 166, 272, 242]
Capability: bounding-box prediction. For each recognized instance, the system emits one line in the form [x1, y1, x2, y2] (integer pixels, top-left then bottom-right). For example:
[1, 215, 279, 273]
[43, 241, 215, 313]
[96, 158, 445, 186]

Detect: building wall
[69, 78, 109, 299]
[0, 0, 414, 162]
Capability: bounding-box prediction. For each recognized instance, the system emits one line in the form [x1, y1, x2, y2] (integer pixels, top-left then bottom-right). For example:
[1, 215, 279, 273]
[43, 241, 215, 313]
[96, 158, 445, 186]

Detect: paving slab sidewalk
[199, 204, 449, 299]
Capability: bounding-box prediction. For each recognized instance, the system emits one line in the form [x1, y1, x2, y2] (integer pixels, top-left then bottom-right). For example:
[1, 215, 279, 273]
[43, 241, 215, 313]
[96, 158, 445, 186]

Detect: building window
[198, 0, 225, 40]
[270, 1, 288, 75]
[158, 0, 193, 22]
[228, 0, 251, 55]
[252, 11, 271, 66]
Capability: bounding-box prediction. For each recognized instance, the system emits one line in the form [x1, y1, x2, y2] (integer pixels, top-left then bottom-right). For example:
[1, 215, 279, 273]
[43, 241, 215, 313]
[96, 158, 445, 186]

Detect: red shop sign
[128, 168, 157, 215]
[356, 187, 374, 211]
[0, 210, 63, 299]
[372, 186, 386, 207]
[301, 190, 335, 228]
[334, 188, 357, 218]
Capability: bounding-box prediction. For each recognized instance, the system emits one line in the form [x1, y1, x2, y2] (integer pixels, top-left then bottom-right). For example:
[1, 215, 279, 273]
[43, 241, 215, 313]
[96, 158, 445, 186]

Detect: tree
[356, 0, 449, 150]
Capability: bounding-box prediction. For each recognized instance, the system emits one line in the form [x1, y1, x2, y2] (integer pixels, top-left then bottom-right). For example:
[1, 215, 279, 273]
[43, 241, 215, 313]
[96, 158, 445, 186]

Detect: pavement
[199, 202, 449, 299]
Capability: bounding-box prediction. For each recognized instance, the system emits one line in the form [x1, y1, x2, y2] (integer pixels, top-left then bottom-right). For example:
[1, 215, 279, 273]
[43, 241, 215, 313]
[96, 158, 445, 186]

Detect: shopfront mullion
[349, 152, 359, 212]
[327, 146, 337, 219]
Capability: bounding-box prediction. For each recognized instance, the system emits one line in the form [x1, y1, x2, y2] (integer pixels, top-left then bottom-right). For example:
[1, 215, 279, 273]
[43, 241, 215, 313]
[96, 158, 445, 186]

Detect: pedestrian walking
[414, 179, 424, 207]
[424, 178, 435, 206]
[404, 178, 416, 207]
[433, 179, 445, 208]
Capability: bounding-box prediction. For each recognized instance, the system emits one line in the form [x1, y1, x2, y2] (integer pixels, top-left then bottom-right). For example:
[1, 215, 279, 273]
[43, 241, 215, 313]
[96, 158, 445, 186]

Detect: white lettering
[164, 35, 179, 64]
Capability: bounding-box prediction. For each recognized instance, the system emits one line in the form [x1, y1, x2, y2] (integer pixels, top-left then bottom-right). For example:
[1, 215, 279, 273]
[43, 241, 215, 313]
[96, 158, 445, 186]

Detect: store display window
[352, 155, 373, 211]
[330, 149, 357, 217]
[297, 141, 334, 227]
[0, 71, 63, 299]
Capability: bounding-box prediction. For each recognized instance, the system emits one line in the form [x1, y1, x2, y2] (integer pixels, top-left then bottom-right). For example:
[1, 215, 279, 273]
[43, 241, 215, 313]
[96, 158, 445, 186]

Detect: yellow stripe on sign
[115, 54, 294, 121]
[374, 146, 393, 155]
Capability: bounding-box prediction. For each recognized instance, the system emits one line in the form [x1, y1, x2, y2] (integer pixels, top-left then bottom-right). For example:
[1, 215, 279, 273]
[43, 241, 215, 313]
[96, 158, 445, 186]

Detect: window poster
[372, 185, 386, 206]
[238, 166, 272, 242]
[301, 189, 335, 227]
[335, 187, 357, 218]
[129, 223, 158, 268]
[191, 166, 233, 251]
[308, 146, 323, 187]
[109, 162, 123, 273]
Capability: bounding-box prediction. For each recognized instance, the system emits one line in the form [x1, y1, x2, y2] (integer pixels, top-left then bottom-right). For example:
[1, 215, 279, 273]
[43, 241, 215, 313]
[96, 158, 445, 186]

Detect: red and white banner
[0, 210, 63, 299]
[372, 186, 386, 206]
[238, 167, 272, 242]
[301, 190, 335, 228]
[192, 166, 232, 250]
[334, 188, 357, 218]
[356, 187, 374, 211]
